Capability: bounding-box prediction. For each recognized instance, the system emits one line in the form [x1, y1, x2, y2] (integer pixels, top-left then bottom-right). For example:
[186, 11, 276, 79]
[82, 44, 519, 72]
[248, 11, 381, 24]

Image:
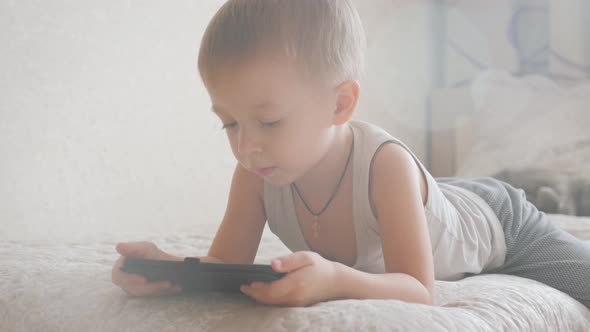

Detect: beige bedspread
[1, 214, 589, 332]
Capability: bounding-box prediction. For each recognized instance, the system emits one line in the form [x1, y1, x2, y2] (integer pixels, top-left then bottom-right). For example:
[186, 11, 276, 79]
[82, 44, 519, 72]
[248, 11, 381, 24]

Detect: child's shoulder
[350, 119, 396, 137]
[349, 119, 410, 153]
[348, 120, 429, 206]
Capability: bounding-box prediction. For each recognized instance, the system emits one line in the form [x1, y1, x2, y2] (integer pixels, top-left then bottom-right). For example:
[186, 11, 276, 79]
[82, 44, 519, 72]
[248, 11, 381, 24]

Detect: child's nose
[237, 128, 262, 156]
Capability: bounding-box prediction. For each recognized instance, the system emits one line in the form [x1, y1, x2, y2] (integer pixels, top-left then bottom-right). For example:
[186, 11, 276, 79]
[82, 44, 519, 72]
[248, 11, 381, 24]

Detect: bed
[2, 217, 590, 332]
[3, 1, 590, 331]
[2, 79, 590, 331]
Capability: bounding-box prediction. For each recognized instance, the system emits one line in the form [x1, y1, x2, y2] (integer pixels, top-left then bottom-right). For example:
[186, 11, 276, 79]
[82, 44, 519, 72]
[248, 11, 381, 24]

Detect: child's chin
[262, 175, 291, 187]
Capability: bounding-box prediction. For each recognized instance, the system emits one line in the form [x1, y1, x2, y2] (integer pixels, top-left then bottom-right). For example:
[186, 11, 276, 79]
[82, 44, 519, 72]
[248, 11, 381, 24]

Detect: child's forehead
[226, 53, 301, 79]
[209, 50, 327, 87]
[208, 58, 322, 99]
[211, 100, 283, 115]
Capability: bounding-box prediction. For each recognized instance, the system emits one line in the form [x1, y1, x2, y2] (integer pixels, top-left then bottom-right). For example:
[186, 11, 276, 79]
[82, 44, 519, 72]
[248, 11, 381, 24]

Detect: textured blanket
[2, 214, 589, 332]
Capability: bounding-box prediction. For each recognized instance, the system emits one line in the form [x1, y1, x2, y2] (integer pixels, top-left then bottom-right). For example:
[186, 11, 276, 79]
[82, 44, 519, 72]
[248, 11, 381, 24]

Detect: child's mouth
[254, 167, 277, 177]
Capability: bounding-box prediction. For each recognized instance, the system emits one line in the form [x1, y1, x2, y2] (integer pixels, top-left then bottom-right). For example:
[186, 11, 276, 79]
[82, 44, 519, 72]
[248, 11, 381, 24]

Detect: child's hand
[111, 241, 184, 297]
[240, 251, 338, 307]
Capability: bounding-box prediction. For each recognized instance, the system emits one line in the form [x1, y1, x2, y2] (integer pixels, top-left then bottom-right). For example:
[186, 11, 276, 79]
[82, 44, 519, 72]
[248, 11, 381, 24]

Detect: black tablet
[120, 257, 287, 293]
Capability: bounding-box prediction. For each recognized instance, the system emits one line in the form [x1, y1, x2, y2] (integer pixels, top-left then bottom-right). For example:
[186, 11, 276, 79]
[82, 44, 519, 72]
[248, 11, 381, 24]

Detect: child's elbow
[425, 290, 435, 305]
[420, 283, 436, 305]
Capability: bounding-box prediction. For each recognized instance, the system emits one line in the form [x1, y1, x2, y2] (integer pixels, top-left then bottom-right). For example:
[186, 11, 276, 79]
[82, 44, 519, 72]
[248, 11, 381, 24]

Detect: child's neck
[294, 123, 353, 196]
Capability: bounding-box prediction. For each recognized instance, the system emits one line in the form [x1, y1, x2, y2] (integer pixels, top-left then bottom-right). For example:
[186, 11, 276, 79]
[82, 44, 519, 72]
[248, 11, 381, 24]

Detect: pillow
[455, 70, 590, 180]
[492, 168, 590, 216]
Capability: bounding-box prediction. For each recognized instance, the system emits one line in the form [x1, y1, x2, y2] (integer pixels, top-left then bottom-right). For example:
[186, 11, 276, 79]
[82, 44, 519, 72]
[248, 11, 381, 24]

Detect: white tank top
[263, 120, 506, 281]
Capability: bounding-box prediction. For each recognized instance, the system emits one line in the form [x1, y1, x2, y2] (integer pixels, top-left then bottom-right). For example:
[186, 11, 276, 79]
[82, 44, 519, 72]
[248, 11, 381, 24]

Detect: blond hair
[198, 0, 366, 86]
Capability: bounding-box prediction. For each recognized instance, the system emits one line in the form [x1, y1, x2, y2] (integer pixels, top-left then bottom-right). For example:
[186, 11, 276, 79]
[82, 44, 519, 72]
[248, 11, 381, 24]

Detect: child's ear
[332, 80, 360, 125]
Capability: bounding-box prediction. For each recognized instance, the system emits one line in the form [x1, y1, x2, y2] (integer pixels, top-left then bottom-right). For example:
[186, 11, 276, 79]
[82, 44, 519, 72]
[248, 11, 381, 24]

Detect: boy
[112, 0, 590, 309]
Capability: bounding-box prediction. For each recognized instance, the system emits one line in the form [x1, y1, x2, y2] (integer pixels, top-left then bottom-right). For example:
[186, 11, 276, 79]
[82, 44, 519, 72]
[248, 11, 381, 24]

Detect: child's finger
[165, 284, 184, 295]
[123, 280, 168, 297]
[112, 256, 146, 286]
[115, 241, 157, 258]
[118, 274, 147, 289]
[111, 256, 129, 285]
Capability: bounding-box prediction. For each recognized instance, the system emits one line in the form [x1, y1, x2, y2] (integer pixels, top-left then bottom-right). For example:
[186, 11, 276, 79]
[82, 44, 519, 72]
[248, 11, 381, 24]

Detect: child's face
[205, 54, 340, 186]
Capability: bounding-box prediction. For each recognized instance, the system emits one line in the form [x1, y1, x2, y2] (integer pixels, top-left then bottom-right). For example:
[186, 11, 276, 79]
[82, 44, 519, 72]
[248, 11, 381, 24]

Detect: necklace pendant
[312, 216, 320, 238]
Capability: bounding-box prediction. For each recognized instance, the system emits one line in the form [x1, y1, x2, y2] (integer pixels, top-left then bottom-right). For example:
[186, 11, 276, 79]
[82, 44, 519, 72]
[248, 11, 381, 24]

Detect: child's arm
[112, 164, 264, 297]
[333, 142, 435, 305]
[240, 143, 436, 307]
[205, 163, 267, 264]
[331, 262, 433, 305]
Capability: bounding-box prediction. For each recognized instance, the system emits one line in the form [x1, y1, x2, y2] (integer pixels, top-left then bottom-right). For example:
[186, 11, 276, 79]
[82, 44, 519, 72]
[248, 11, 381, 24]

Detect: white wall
[355, 0, 435, 161]
[0, 1, 434, 241]
[1, 1, 232, 240]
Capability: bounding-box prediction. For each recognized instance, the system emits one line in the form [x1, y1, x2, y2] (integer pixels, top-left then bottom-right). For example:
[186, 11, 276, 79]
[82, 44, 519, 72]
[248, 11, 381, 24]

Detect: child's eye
[221, 122, 238, 130]
[260, 120, 281, 128]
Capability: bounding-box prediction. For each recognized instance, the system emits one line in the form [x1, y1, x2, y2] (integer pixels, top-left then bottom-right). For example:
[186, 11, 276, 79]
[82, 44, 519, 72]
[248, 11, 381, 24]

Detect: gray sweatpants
[437, 177, 590, 309]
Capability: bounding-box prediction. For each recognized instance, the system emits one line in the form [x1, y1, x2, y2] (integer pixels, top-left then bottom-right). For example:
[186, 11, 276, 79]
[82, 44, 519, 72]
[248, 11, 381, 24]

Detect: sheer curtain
[435, 0, 590, 88]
